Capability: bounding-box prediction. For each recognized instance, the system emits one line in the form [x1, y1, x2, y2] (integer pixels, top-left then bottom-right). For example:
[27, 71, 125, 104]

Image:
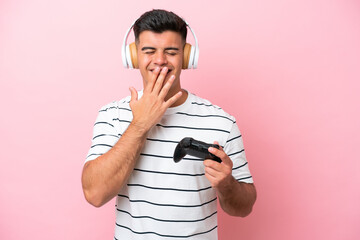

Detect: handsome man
[82, 9, 256, 239]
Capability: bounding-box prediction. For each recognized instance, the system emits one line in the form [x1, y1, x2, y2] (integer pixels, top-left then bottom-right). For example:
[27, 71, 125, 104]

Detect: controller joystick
[173, 137, 222, 163]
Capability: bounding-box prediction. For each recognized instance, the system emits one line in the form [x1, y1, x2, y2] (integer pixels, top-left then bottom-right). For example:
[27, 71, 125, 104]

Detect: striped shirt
[86, 90, 253, 239]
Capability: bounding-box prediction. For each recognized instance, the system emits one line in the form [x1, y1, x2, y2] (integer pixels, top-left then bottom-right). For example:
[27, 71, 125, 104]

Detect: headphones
[121, 19, 199, 69]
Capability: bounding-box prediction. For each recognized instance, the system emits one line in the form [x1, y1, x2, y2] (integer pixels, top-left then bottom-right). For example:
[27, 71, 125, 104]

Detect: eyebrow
[141, 47, 180, 51]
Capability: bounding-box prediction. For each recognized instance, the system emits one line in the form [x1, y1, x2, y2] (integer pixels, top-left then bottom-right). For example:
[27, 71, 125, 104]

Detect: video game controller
[173, 137, 222, 163]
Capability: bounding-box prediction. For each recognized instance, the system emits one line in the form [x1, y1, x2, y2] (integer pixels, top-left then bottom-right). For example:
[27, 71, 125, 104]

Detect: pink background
[1, 0, 359, 239]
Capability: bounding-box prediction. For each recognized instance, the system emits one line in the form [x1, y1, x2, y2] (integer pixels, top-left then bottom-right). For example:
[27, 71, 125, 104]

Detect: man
[82, 9, 256, 239]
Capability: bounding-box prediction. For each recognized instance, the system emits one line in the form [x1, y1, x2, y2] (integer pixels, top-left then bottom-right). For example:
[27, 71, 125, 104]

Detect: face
[136, 30, 184, 94]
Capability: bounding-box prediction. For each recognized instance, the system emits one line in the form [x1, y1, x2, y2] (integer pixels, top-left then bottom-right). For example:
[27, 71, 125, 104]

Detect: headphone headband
[121, 20, 137, 68]
[183, 20, 199, 69]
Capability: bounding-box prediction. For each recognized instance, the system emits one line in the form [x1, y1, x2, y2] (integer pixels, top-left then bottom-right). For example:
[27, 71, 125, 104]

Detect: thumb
[211, 141, 232, 165]
[129, 87, 138, 103]
[213, 141, 224, 153]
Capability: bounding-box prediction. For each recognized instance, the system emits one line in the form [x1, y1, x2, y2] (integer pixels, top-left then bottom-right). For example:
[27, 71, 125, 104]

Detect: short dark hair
[133, 9, 187, 43]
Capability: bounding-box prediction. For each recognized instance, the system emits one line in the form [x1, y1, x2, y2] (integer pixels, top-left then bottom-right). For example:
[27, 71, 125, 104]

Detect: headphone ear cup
[129, 42, 138, 69]
[182, 43, 192, 69]
[125, 42, 139, 69]
[125, 42, 138, 69]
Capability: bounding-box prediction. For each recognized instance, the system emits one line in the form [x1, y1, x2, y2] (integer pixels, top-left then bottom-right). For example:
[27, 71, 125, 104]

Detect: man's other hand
[129, 66, 182, 132]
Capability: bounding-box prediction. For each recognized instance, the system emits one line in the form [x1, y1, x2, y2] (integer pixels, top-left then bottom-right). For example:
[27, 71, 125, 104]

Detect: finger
[204, 170, 217, 185]
[208, 146, 232, 165]
[129, 87, 138, 102]
[204, 165, 219, 178]
[152, 67, 168, 94]
[144, 67, 160, 93]
[204, 165, 224, 187]
[158, 74, 176, 99]
[164, 90, 183, 108]
[208, 146, 225, 158]
[204, 159, 222, 171]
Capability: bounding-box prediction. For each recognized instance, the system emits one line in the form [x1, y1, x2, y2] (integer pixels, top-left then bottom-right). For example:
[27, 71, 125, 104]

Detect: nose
[153, 51, 168, 66]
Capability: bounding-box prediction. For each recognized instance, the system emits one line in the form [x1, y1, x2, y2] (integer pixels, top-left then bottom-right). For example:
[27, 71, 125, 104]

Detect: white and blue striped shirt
[86, 91, 253, 240]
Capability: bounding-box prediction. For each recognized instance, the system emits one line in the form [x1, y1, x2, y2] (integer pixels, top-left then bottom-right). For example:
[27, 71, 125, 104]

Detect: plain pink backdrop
[1, 0, 359, 239]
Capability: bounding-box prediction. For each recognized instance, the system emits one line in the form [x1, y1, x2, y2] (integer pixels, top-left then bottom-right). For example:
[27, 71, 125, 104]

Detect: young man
[82, 9, 256, 239]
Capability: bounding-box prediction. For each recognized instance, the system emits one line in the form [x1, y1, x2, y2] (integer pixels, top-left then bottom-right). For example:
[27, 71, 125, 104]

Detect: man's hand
[129, 66, 183, 132]
[203, 141, 234, 191]
[204, 141, 256, 217]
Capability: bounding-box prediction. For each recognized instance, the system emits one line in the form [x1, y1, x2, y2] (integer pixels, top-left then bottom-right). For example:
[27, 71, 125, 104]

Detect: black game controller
[173, 137, 222, 163]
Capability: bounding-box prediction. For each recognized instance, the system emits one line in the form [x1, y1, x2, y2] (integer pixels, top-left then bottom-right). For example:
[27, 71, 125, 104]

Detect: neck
[167, 89, 188, 107]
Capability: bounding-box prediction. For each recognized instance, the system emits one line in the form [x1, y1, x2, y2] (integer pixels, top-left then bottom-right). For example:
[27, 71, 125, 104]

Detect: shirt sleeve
[224, 121, 254, 183]
[85, 107, 120, 163]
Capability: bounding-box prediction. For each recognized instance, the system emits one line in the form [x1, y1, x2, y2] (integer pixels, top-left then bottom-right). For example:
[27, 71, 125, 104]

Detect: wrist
[216, 176, 237, 198]
[129, 120, 151, 136]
